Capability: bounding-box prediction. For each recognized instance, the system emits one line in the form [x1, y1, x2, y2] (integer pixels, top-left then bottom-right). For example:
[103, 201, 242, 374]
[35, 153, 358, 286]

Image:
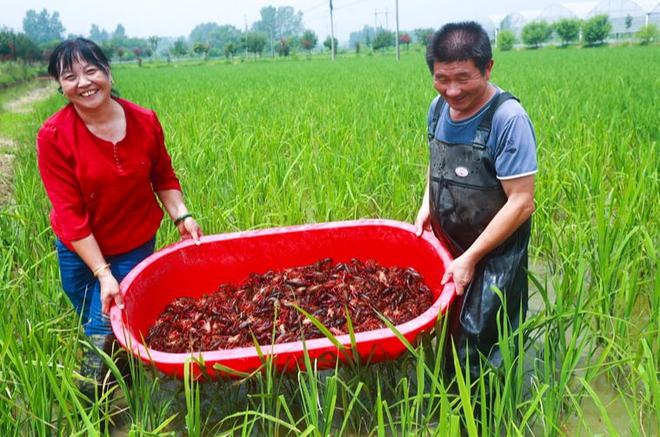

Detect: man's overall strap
[428, 96, 446, 142]
[473, 91, 518, 147]
[427, 91, 519, 145]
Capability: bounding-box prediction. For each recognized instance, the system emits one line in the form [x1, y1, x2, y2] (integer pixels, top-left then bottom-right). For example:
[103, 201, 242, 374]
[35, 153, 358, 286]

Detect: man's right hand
[414, 203, 432, 237]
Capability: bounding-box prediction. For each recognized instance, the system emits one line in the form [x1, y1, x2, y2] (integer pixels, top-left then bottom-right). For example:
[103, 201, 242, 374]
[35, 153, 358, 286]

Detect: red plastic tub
[111, 219, 455, 379]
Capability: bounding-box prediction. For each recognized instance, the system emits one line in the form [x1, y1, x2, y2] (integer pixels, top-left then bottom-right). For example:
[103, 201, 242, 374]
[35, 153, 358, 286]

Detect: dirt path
[0, 81, 56, 204]
[2, 80, 56, 113]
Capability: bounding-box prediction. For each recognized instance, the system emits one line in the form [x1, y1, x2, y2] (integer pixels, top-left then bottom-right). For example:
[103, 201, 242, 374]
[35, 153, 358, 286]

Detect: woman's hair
[48, 38, 111, 80]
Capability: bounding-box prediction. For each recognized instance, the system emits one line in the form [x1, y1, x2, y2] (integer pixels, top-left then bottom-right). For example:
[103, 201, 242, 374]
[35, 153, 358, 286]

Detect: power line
[333, 0, 371, 11]
[302, 2, 327, 14]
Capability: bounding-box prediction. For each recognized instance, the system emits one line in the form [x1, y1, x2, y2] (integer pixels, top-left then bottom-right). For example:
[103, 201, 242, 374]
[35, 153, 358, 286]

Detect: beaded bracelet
[92, 263, 111, 277]
[174, 213, 193, 226]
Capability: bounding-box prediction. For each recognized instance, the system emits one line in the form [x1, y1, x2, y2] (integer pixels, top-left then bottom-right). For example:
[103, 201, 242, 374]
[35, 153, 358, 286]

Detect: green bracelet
[174, 213, 192, 226]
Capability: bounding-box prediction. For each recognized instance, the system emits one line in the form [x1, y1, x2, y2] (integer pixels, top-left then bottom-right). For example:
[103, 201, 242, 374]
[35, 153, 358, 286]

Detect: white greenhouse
[491, 1, 659, 42]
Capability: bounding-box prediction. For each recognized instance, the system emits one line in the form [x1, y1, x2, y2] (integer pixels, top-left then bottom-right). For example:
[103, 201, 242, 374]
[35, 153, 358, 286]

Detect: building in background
[484, 1, 659, 42]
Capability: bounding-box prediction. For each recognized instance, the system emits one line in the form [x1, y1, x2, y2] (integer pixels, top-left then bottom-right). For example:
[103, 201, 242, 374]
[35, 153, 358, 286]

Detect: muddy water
[527, 259, 655, 436]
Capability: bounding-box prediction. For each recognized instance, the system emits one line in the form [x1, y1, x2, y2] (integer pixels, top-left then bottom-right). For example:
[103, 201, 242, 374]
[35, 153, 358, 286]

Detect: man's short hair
[425, 21, 492, 74]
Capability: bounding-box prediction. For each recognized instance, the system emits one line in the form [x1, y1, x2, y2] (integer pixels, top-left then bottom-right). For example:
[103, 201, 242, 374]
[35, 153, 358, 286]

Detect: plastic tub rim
[110, 219, 455, 367]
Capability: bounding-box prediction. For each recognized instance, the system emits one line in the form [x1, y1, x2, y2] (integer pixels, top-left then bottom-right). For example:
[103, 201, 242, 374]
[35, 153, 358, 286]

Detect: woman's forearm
[70, 233, 110, 274]
[156, 189, 189, 221]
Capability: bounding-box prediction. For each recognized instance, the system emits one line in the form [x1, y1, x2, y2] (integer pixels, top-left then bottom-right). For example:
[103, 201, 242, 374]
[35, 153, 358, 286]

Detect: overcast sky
[1, 0, 560, 42]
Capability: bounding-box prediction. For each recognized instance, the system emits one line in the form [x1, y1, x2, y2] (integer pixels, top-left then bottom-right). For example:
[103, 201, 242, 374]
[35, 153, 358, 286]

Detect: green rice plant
[0, 45, 658, 434]
[183, 359, 201, 436]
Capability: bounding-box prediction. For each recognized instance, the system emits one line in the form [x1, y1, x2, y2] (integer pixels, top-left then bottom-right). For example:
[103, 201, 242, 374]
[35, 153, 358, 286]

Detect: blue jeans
[55, 238, 155, 336]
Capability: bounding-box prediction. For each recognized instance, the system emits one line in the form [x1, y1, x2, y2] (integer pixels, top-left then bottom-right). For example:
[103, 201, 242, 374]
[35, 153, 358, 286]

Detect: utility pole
[244, 15, 248, 58]
[384, 8, 389, 30]
[270, 29, 275, 58]
[395, 0, 400, 61]
[374, 9, 378, 30]
[329, 0, 335, 61]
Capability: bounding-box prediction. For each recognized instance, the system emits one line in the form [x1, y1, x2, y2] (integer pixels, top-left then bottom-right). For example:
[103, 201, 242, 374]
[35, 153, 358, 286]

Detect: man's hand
[415, 202, 432, 237]
[98, 270, 123, 315]
[441, 253, 477, 295]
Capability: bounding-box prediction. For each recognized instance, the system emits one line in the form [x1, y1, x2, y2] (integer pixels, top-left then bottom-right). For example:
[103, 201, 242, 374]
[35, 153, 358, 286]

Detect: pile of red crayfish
[146, 258, 434, 353]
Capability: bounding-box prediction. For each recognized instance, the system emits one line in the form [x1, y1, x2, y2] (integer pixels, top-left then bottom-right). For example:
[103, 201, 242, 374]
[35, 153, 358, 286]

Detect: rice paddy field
[0, 45, 658, 435]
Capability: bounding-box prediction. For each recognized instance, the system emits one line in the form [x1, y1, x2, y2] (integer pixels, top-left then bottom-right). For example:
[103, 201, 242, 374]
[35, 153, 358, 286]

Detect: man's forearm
[462, 196, 534, 264]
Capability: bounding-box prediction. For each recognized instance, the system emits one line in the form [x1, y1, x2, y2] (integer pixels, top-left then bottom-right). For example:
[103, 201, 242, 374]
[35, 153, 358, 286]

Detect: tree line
[1, 6, 438, 67]
[497, 14, 658, 50]
[2, 7, 658, 67]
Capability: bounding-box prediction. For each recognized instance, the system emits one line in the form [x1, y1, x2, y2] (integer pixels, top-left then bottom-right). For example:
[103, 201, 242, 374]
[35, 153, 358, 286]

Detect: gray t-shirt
[427, 87, 538, 180]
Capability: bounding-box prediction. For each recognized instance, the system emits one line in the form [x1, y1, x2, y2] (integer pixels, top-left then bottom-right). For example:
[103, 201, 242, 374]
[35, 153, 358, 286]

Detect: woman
[37, 38, 202, 395]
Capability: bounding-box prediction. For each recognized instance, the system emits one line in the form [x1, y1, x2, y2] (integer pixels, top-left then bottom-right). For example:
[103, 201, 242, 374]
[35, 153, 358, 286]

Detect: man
[414, 22, 537, 379]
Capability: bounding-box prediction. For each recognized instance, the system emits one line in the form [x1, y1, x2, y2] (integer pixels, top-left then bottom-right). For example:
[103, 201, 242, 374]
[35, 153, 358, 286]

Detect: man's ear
[484, 59, 494, 80]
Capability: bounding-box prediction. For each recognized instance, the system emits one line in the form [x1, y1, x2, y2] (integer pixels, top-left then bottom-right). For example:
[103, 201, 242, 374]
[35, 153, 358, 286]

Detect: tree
[496, 30, 516, 51]
[89, 24, 110, 43]
[323, 36, 338, 55]
[625, 15, 633, 31]
[22, 9, 65, 46]
[413, 28, 434, 46]
[0, 28, 41, 62]
[190, 22, 220, 44]
[171, 37, 188, 57]
[133, 47, 143, 67]
[148, 36, 160, 55]
[0, 29, 13, 60]
[582, 15, 611, 46]
[373, 30, 395, 51]
[245, 32, 267, 58]
[223, 42, 237, 59]
[348, 25, 376, 49]
[16, 33, 42, 62]
[112, 24, 127, 42]
[300, 29, 317, 53]
[192, 42, 209, 60]
[399, 33, 411, 50]
[277, 37, 290, 56]
[555, 18, 581, 47]
[100, 41, 117, 60]
[208, 25, 242, 53]
[287, 35, 301, 52]
[275, 6, 304, 38]
[354, 41, 361, 55]
[252, 6, 303, 56]
[637, 24, 658, 45]
[521, 21, 553, 48]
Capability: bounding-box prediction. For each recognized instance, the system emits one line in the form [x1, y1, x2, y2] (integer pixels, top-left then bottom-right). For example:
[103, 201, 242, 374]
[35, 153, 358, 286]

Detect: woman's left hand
[176, 216, 203, 245]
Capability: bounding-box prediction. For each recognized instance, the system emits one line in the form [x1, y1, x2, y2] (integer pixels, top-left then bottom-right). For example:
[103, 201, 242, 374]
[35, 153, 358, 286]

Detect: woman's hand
[176, 216, 203, 244]
[98, 269, 123, 315]
[415, 202, 432, 237]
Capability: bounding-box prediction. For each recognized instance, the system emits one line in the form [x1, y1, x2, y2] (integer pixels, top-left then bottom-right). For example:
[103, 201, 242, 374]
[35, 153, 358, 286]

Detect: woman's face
[58, 58, 112, 111]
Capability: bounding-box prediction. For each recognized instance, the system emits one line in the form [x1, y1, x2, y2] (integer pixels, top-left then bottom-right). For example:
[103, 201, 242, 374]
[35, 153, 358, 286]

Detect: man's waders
[428, 92, 530, 380]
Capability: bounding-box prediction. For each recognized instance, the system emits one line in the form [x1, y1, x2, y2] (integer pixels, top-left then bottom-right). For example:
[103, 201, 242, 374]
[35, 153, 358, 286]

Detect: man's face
[433, 59, 493, 117]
